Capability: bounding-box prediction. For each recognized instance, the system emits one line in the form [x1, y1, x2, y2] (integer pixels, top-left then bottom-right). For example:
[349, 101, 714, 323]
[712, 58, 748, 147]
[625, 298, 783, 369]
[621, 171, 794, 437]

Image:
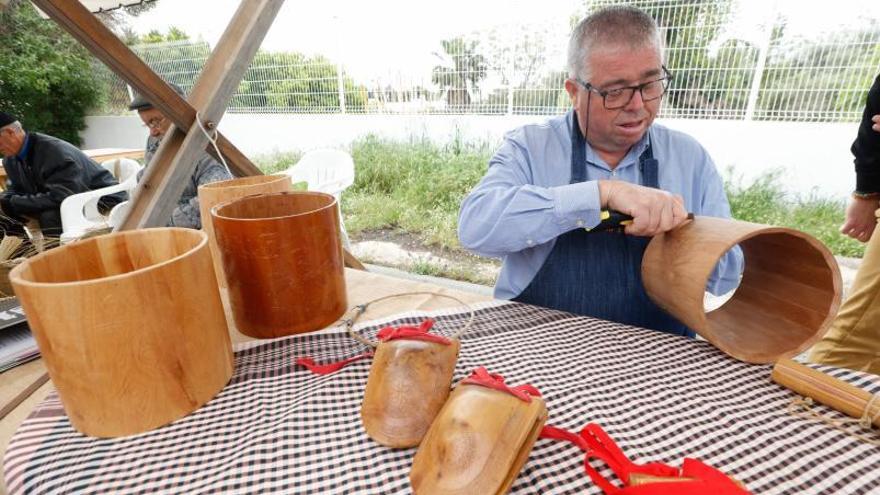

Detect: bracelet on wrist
[852, 191, 880, 200]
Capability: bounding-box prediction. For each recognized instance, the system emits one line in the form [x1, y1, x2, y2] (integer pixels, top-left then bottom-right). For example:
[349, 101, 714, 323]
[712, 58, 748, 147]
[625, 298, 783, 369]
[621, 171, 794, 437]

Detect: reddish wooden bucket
[211, 191, 347, 338]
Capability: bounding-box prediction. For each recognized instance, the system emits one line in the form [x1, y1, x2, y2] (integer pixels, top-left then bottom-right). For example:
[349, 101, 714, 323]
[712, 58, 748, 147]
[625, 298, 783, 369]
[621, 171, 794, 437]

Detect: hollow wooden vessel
[410, 384, 547, 495]
[9, 228, 233, 437]
[642, 216, 842, 363]
[361, 338, 460, 448]
[198, 174, 292, 288]
[211, 191, 347, 338]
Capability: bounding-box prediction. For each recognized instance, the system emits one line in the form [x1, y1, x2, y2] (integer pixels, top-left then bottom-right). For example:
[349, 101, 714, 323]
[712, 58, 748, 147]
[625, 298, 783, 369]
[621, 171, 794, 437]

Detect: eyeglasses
[574, 67, 673, 110]
[143, 117, 166, 130]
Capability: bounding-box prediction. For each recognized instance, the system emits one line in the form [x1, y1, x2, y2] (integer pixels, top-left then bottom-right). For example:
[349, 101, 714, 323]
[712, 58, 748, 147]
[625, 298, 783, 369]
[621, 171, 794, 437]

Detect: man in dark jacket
[0, 112, 126, 237]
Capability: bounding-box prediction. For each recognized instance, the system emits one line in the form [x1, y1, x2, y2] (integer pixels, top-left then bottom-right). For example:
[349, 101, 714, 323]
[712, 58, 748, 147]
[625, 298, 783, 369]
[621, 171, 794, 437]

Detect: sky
[124, 0, 880, 82]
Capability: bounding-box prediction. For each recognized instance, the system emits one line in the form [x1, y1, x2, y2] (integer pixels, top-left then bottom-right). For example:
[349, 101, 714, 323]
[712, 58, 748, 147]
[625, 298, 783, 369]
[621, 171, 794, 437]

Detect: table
[82, 148, 145, 163]
[4, 272, 880, 494]
[0, 269, 490, 495]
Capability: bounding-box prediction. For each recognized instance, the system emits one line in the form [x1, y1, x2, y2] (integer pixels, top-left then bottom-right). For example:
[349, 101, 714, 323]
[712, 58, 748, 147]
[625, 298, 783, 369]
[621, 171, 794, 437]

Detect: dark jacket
[854, 74, 880, 194]
[0, 132, 127, 219]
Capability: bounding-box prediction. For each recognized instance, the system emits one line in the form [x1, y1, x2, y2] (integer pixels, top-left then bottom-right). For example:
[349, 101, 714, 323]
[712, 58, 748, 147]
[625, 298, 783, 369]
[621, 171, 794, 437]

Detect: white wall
[82, 114, 859, 201]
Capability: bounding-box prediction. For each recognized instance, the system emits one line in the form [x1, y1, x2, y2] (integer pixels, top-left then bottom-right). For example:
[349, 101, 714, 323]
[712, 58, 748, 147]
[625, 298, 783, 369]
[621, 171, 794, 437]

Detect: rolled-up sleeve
[458, 136, 602, 258]
[698, 156, 744, 295]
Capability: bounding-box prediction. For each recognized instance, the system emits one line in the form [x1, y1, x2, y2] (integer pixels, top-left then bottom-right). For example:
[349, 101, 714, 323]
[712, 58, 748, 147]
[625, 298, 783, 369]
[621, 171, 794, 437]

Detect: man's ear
[563, 79, 579, 106]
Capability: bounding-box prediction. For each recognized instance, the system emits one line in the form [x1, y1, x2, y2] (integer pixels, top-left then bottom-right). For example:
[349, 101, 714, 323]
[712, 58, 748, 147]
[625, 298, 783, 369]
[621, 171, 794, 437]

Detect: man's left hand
[872, 114, 879, 133]
[840, 197, 879, 242]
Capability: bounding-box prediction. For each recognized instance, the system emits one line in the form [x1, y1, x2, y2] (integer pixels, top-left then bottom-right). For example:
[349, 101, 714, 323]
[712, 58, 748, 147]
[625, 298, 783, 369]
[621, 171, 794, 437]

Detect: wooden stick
[0, 372, 49, 422]
[771, 359, 880, 428]
[630, 473, 745, 489]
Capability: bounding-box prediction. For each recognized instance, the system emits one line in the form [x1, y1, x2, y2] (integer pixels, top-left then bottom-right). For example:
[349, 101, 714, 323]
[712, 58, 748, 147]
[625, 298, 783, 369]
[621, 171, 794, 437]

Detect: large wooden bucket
[211, 191, 347, 338]
[642, 217, 842, 363]
[9, 228, 233, 437]
[198, 174, 292, 288]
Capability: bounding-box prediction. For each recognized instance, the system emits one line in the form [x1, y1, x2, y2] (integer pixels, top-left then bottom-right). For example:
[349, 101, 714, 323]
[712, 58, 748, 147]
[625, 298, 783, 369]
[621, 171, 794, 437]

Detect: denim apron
[513, 112, 692, 337]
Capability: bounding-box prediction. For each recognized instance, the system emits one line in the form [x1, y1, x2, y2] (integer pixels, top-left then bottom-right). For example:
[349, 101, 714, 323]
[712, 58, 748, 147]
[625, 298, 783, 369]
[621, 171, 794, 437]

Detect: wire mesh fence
[98, 0, 880, 122]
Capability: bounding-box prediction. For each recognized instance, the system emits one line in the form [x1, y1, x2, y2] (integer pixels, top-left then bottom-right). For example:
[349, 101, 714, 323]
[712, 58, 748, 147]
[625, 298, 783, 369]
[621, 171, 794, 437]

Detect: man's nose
[150, 127, 162, 137]
[624, 89, 645, 111]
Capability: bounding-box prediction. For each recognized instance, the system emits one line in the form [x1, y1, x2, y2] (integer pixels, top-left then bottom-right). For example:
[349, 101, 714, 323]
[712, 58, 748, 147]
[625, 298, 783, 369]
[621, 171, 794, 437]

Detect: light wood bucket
[198, 174, 292, 288]
[8, 228, 233, 437]
[211, 191, 347, 338]
[642, 216, 842, 363]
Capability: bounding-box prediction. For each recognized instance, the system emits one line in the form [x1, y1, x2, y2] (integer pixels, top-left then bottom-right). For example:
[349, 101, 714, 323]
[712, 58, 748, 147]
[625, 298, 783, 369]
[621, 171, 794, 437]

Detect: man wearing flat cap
[129, 83, 231, 229]
[0, 112, 126, 237]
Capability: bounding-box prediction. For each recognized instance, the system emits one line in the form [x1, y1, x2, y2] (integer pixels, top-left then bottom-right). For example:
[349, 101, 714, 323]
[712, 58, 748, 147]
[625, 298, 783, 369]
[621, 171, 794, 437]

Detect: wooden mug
[642, 216, 842, 363]
[198, 174, 292, 288]
[211, 191, 347, 338]
[9, 228, 233, 437]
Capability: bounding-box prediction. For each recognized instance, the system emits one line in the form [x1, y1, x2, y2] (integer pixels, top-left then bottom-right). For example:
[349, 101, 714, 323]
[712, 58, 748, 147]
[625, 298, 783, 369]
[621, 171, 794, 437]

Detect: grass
[255, 136, 863, 262]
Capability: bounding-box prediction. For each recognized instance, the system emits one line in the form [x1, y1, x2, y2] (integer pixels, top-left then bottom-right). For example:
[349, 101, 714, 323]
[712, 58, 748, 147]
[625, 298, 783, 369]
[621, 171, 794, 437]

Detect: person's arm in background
[168, 155, 231, 229]
[841, 74, 880, 243]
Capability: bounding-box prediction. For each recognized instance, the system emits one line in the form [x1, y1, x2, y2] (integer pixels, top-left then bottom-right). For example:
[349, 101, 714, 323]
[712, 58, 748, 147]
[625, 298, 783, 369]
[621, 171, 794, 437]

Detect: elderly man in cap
[0, 111, 126, 237]
[129, 84, 231, 229]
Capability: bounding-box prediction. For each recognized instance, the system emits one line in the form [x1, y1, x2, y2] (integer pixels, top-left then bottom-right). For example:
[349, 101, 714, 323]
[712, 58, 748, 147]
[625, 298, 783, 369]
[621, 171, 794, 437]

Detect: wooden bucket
[211, 191, 347, 338]
[198, 174, 292, 288]
[9, 228, 233, 437]
[642, 216, 842, 363]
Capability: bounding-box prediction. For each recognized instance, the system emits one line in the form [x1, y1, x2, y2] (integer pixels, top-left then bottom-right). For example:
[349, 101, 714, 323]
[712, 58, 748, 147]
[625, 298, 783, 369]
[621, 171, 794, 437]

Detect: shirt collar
[15, 133, 31, 162]
[584, 128, 651, 172]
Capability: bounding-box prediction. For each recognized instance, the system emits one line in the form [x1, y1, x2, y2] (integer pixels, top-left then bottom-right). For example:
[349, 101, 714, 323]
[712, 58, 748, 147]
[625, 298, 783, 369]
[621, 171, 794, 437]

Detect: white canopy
[32, 0, 155, 17]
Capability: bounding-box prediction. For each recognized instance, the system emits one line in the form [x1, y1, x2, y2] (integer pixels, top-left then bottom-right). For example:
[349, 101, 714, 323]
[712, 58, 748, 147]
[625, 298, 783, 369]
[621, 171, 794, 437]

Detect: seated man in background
[0, 111, 126, 237]
[810, 72, 880, 374]
[458, 6, 742, 336]
[128, 83, 231, 229]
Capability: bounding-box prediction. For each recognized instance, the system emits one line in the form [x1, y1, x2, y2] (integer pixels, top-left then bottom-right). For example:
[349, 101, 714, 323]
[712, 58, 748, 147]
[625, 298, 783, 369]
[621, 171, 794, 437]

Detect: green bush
[0, 1, 102, 146]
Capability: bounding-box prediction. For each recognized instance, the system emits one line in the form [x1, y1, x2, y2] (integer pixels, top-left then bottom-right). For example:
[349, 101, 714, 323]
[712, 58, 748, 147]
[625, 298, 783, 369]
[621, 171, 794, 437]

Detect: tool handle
[589, 210, 694, 232]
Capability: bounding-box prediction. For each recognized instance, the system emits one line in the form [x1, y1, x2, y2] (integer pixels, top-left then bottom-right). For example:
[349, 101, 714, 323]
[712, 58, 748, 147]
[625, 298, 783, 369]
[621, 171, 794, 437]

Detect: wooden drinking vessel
[198, 174, 292, 288]
[642, 216, 842, 363]
[211, 191, 347, 338]
[361, 338, 460, 448]
[9, 228, 233, 437]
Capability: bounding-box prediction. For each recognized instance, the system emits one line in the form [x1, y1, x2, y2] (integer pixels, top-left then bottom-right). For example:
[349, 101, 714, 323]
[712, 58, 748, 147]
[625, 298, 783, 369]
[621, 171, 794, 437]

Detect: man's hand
[598, 180, 689, 236]
[840, 197, 879, 242]
[873, 114, 880, 133]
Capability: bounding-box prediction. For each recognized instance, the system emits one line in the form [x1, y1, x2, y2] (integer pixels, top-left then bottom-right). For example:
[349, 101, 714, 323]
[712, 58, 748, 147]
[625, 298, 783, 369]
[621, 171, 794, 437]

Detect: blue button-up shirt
[459, 112, 743, 300]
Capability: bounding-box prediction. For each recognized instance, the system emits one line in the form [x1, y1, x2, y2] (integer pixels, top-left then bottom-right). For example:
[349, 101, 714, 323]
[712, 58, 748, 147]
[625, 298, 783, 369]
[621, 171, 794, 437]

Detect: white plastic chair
[60, 158, 142, 243]
[284, 149, 355, 248]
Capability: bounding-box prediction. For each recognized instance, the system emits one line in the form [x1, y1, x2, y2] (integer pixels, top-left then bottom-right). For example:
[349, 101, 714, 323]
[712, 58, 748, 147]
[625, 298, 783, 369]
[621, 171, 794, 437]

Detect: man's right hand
[598, 180, 689, 237]
[840, 197, 879, 243]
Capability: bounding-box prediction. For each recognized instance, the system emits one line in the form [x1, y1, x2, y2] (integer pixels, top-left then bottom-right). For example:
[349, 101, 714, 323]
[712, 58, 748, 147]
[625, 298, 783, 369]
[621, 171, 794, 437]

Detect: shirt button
[611, 170, 616, 177]
[576, 220, 584, 227]
[526, 239, 534, 246]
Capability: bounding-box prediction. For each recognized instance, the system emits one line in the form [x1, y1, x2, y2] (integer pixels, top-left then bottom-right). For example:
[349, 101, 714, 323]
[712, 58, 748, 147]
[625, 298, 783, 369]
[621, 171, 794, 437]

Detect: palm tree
[432, 37, 488, 109]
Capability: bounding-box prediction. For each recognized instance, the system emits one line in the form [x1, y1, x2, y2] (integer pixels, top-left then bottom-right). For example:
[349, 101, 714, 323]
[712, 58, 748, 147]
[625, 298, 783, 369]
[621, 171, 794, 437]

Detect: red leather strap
[376, 318, 451, 345]
[539, 423, 750, 495]
[460, 367, 542, 403]
[295, 352, 373, 375]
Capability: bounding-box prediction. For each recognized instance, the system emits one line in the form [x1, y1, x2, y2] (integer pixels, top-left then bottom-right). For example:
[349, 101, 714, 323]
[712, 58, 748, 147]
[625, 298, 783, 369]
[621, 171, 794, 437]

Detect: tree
[0, 0, 102, 145]
[432, 37, 488, 109]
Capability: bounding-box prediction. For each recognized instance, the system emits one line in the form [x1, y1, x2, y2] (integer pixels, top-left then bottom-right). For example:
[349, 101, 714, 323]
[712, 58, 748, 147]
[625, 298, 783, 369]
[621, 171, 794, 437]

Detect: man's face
[0, 126, 24, 158]
[564, 44, 664, 157]
[138, 107, 171, 139]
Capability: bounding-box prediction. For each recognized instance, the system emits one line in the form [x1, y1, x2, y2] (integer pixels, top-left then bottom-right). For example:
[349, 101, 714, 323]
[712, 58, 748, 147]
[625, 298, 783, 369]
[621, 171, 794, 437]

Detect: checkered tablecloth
[4, 301, 880, 494]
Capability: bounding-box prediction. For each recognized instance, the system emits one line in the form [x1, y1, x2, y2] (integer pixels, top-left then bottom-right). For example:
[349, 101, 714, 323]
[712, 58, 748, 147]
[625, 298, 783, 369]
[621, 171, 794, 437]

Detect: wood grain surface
[643, 216, 841, 363]
[361, 338, 459, 448]
[410, 384, 547, 495]
[8, 229, 233, 437]
[212, 191, 347, 338]
[199, 174, 293, 288]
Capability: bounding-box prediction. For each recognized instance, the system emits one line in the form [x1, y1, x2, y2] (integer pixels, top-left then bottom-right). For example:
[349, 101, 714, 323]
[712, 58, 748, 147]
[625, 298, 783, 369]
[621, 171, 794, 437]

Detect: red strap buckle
[460, 367, 542, 403]
[376, 318, 452, 345]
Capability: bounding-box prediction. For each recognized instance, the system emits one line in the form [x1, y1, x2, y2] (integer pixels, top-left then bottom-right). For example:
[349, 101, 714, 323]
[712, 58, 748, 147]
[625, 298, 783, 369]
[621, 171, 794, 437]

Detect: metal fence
[99, 0, 880, 122]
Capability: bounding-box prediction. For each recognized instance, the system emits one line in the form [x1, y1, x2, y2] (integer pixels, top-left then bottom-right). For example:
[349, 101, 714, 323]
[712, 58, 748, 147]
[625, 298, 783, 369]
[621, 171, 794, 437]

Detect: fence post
[745, 3, 777, 121]
[335, 15, 346, 114]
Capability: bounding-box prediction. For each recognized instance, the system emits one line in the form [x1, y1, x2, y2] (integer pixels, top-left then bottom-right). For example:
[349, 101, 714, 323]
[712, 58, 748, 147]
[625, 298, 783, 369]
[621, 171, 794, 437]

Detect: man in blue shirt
[458, 6, 742, 336]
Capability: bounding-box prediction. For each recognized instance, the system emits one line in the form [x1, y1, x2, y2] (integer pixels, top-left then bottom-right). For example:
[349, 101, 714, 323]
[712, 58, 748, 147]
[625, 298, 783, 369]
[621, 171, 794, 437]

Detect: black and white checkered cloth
[4, 301, 880, 494]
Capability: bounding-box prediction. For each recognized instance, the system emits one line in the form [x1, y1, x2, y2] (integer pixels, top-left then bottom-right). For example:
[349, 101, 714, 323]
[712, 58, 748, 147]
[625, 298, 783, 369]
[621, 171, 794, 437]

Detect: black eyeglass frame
[574, 66, 674, 110]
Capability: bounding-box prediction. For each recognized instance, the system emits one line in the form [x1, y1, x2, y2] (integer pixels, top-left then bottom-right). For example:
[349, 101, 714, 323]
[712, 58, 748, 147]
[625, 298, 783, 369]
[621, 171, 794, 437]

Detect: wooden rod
[772, 359, 880, 428]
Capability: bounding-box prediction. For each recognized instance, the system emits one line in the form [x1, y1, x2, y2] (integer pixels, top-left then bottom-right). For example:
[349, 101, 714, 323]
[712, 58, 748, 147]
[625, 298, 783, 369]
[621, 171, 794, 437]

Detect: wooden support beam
[31, 0, 262, 178]
[118, 0, 283, 229]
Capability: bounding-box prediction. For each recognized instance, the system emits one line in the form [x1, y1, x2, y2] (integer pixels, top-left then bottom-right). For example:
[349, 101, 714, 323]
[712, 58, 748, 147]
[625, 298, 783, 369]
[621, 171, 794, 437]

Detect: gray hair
[567, 6, 664, 81]
[0, 121, 23, 133]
